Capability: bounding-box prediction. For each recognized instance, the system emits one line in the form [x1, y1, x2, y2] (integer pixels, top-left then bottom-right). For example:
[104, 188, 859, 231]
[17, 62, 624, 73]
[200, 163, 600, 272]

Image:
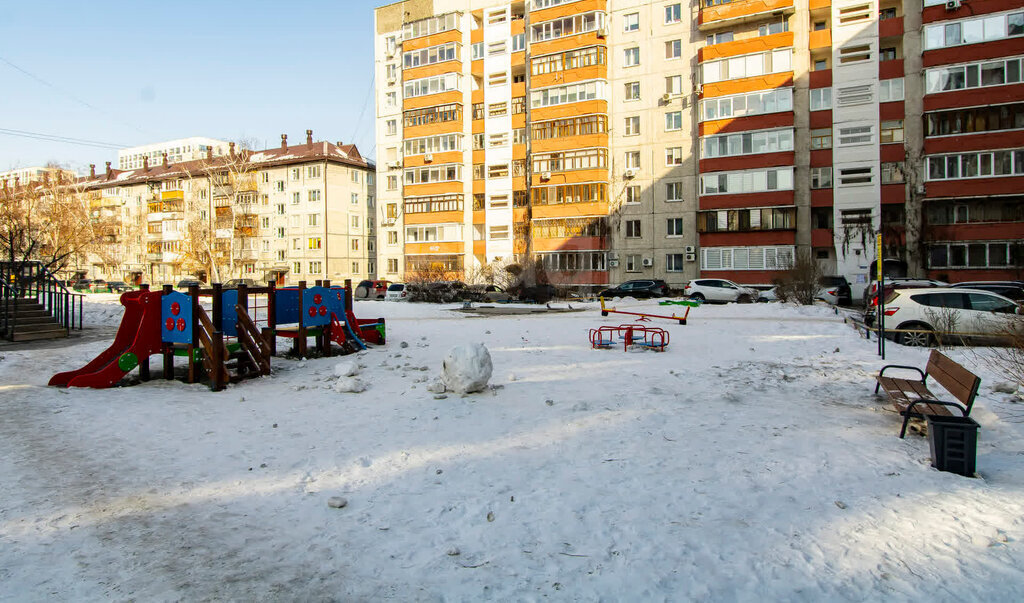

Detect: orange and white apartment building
[374, 0, 1024, 292]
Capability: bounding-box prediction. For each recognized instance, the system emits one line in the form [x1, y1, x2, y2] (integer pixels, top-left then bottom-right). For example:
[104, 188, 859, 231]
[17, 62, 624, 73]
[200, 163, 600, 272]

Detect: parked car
[354, 279, 391, 299]
[950, 281, 1024, 302]
[385, 283, 408, 301]
[599, 279, 670, 299]
[407, 281, 470, 303]
[750, 285, 778, 303]
[223, 278, 257, 290]
[683, 279, 757, 303]
[470, 284, 513, 303]
[863, 278, 946, 310]
[879, 287, 1022, 346]
[514, 283, 559, 304]
[817, 276, 852, 306]
[176, 279, 204, 290]
[106, 281, 131, 293]
[72, 279, 94, 292]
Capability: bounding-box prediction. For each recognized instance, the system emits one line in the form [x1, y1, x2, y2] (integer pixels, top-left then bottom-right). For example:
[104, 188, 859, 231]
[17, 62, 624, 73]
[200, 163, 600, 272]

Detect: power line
[0, 127, 126, 150]
[349, 72, 376, 145]
[0, 55, 152, 136]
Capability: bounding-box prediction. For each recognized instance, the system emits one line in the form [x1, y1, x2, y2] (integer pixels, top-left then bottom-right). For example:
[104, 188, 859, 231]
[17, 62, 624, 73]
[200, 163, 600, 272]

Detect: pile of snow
[333, 360, 366, 393]
[439, 343, 492, 394]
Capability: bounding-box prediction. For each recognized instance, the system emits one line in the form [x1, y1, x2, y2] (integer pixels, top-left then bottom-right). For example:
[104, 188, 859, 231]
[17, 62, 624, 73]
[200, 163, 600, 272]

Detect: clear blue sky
[0, 0, 382, 174]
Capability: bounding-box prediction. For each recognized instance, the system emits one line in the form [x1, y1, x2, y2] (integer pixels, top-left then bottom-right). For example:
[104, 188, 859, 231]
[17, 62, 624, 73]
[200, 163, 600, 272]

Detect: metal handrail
[1, 261, 84, 340]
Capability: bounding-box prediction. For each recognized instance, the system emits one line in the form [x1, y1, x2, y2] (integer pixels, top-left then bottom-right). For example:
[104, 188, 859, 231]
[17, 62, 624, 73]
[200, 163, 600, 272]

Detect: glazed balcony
[698, 0, 795, 31]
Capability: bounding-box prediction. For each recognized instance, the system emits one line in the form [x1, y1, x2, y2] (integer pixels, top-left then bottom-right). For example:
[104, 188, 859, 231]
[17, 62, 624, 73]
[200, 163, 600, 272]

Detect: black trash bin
[926, 415, 979, 477]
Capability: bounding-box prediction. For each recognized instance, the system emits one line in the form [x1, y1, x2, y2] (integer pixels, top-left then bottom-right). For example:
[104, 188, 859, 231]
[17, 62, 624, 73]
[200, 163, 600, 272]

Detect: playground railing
[1, 261, 83, 341]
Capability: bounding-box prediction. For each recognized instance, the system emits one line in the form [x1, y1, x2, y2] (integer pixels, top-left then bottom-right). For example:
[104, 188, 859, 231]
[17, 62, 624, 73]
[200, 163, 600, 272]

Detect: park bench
[875, 349, 981, 438]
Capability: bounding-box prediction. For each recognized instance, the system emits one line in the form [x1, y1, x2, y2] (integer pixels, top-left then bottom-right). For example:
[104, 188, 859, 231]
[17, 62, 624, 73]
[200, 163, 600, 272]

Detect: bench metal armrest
[898, 398, 968, 438]
[878, 364, 926, 382]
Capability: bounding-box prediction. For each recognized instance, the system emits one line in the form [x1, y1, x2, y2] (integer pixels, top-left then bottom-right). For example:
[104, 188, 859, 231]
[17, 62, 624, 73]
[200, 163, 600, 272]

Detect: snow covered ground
[1, 295, 1023, 600]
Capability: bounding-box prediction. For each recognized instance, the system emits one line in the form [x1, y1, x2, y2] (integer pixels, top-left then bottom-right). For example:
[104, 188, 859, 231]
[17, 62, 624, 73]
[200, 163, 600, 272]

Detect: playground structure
[599, 296, 699, 325]
[590, 324, 670, 352]
[49, 279, 384, 391]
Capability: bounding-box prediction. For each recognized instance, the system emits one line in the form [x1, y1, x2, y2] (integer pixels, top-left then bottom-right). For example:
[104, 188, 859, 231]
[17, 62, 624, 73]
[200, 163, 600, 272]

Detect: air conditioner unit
[388, 161, 403, 170]
[608, 259, 619, 268]
[684, 245, 695, 254]
[662, 93, 672, 103]
[624, 168, 637, 179]
[541, 171, 551, 181]
[596, 26, 608, 38]
[641, 257, 653, 267]
[945, 0, 961, 10]
[424, 153, 433, 163]
[607, 252, 619, 261]
[685, 252, 696, 262]
[387, 76, 396, 85]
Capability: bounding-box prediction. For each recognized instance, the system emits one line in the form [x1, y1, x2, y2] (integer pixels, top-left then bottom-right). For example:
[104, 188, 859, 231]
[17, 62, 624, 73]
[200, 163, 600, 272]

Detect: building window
[386, 175, 398, 190]
[666, 181, 683, 202]
[664, 111, 682, 131]
[308, 189, 321, 202]
[666, 254, 684, 272]
[352, 262, 359, 273]
[881, 162, 905, 184]
[625, 81, 640, 101]
[811, 167, 833, 189]
[667, 218, 683, 237]
[880, 120, 904, 144]
[879, 78, 905, 102]
[625, 220, 641, 238]
[626, 254, 641, 272]
[624, 12, 639, 32]
[707, 31, 734, 45]
[702, 128, 795, 158]
[924, 11, 1024, 50]
[625, 116, 640, 136]
[810, 128, 832, 149]
[308, 237, 322, 250]
[927, 58, 1023, 94]
[759, 21, 788, 36]
[926, 149, 1024, 180]
[308, 214, 318, 226]
[293, 262, 302, 274]
[292, 192, 301, 204]
[701, 246, 795, 271]
[665, 40, 682, 60]
[625, 151, 640, 169]
[838, 125, 873, 146]
[277, 204, 285, 215]
[700, 167, 794, 195]
[665, 3, 681, 24]
[530, 80, 607, 108]
[665, 75, 682, 96]
[309, 261, 322, 274]
[665, 147, 683, 166]
[879, 47, 897, 61]
[386, 120, 397, 136]
[810, 88, 832, 111]
[701, 49, 792, 83]
[306, 165, 321, 178]
[625, 185, 640, 204]
[624, 47, 640, 67]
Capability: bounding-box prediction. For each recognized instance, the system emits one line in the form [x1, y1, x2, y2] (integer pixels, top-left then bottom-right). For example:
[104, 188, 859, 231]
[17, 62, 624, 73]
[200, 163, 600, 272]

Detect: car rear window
[387, 284, 404, 291]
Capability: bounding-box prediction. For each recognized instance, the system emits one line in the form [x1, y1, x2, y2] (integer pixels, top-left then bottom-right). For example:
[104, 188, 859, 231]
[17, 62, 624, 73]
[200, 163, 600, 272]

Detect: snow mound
[334, 361, 360, 377]
[440, 343, 492, 394]
[334, 376, 367, 393]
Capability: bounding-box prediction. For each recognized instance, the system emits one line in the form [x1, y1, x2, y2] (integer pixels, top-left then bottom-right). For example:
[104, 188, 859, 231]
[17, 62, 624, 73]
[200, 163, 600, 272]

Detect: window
[700, 167, 794, 195]
[404, 72, 462, 99]
[530, 10, 605, 41]
[926, 57, 1023, 94]
[666, 254, 684, 272]
[810, 128, 832, 149]
[386, 120, 397, 136]
[472, 42, 484, 60]
[386, 175, 398, 190]
[665, 111, 682, 131]
[667, 218, 683, 236]
[701, 88, 793, 122]
[308, 214, 318, 226]
[533, 148, 608, 173]
[701, 246, 795, 270]
[306, 166, 321, 179]
[350, 192, 359, 205]
[924, 10, 1024, 50]
[702, 128, 795, 158]
[309, 261, 322, 274]
[926, 149, 1024, 180]
[275, 180, 285, 192]
[879, 47, 896, 62]
[530, 80, 607, 108]
[880, 120, 904, 144]
[625, 220, 641, 238]
[810, 88, 832, 111]
[811, 167, 832, 189]
[352, 216, 360, 229]
[814, 59, 828, 71]
[404, 164, 463, 184]
[277, 204, 285, 215]
[759, 21, 788, 36]
[879, 78, 904, 102]
[665, 40, 682, 60]
[666, 147, 683, 165]
[308, 189, 321, 202]
[385, 91, 397, 108]
[625, 185, 640, 204]
[665, 3, 681, 24]
[707, 31, 734, 45]
[625, 81, 640, 101]
[402, 13, 458, 39]
[666, 181, 683, 202]
[531, 183, 608, 206]
[403, 103, 462, 128]
[387, 258, 399, 273]
[625, 116, 640, 136]
[701, 49, 792, 83]
[666, 75, 682, 96]
[625, 151, 640, 169]
[926, 102, 1024, 137]
[880, 7, 897, 19]
[624, 12, 639, 32]
[881, 162, 905, 184]
[351, 239, 360, 252]
[626, 254, 641, 272]
[531, 115, 608, 140]
[308, 237, 322, 250]
[291, 168, 301, 180]
[531, 46, 607, 75]
[624, 47, 640, 67]
[404, 133, 462, 156]
[294, 262, 302, 274]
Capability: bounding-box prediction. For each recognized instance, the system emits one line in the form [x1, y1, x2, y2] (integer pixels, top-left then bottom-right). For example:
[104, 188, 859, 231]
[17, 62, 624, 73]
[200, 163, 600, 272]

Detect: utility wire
[349, 71, 376, 145]
[0, 127, 126, 150]
[0, 55, 152, 136]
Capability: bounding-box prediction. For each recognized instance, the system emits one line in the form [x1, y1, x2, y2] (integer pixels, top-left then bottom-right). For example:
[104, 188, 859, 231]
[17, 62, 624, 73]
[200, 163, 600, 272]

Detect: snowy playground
[1, 296, 1023, 600]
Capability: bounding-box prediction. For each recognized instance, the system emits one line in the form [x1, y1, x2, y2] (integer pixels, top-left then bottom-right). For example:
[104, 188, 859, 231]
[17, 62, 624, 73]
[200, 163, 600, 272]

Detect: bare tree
[772, 250, 823, 305]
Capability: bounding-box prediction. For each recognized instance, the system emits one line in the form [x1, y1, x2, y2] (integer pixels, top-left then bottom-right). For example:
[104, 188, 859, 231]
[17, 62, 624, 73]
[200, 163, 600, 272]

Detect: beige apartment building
[68, 131, 377, 287]
[375, 0, 1024, 292]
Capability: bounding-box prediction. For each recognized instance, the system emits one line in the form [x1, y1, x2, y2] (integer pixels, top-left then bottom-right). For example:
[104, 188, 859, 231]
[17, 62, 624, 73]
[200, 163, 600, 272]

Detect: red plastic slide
[49, 290, 164, 388]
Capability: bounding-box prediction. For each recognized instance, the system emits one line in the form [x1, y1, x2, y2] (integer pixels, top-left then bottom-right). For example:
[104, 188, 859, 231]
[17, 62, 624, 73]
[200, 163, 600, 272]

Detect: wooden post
[266, 280, 277, 356]
[237, 283, 248, 336]
[297, 280, 307, 357]
[211, 283, 223, 332]
[212, 330, 225, 391]
[188, 284, 200, 384]
[162, 285, 174, 380]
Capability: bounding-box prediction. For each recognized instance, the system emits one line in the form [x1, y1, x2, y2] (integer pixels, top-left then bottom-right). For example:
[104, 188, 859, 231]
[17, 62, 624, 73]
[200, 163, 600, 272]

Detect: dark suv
[599, 279, 670, 299]
[818, 276, 852, 306]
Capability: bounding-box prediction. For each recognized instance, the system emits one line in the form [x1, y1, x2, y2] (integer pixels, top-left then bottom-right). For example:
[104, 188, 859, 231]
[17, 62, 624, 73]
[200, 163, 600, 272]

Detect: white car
[384, 283, 408, 301]
[879, 287, 1022, 346]
[683, 279, 758, 303]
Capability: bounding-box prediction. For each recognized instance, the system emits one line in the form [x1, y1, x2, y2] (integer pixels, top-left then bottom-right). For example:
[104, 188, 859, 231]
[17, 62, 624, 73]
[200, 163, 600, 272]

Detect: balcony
[698, 0, 796, 31]
[161, 190, 184, 202]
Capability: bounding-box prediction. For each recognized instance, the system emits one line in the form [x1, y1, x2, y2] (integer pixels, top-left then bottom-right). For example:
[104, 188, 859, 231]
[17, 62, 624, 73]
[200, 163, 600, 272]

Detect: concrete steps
[2, 300, 68, 342]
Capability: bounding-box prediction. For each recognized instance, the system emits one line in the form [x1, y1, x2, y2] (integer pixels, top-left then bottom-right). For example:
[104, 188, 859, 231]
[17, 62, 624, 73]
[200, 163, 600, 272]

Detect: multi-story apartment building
[117, 137, 231, 171]
[374, 0, 1022, 291]
[0, 166, 77, 186]
[70, 131, 376, 286]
